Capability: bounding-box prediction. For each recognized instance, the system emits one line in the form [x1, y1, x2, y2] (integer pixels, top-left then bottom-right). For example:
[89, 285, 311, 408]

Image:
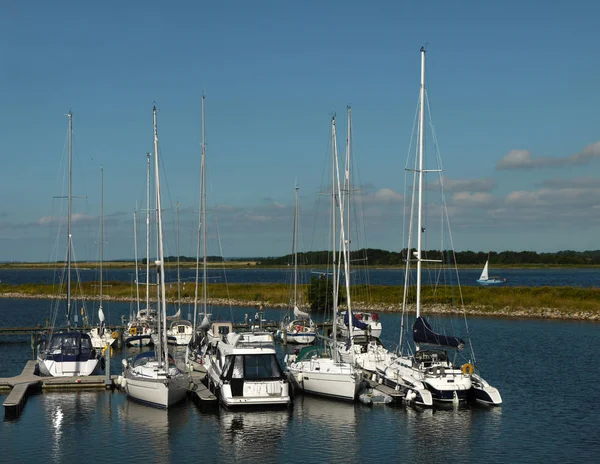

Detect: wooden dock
[189, 366, 218, 408]
[1, 360, 114, 418]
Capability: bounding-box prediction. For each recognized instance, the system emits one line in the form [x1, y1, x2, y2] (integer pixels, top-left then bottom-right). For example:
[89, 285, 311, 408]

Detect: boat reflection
[43, 391, 104, 462]
[405, 403, 503, 461]
[217, 408, 291, 462]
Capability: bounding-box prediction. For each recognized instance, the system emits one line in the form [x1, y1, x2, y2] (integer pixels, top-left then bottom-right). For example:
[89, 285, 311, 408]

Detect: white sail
[479, 260, 489, 281]
[293, 305, 310, 320]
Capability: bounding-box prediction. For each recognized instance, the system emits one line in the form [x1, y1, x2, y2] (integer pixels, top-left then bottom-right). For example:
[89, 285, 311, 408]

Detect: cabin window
[80, 337, 92, 356]
[243, 354, 283, 380]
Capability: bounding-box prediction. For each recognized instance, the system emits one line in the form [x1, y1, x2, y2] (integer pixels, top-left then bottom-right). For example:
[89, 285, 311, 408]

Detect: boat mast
[193, 94, 207, 339]
[176, 201, 181, 312]
[145, 153, 151, 316]
[343, 106, 354, 348]
[99, 166, 104, 312]
[66, 111, 73, 327]
[201, 95, 208, 323]
[133, 211, 140, 316]
[293, 184, 298, 311]
[416, 46, 426, 319]
[331, 116, 338, 355]
[153, 106, 168, 366]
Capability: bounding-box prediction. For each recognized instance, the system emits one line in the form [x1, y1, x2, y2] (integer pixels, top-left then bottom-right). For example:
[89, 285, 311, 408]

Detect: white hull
[125, 336, 153, 347]
[286, 355, 363, 401]
[123, 362, 189, 408]
[151, 332, 193, 346]
[37, 357, 100, 377]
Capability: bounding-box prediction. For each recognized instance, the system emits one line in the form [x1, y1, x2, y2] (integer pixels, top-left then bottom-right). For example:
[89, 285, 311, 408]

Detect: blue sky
[1, 0, 599, 261]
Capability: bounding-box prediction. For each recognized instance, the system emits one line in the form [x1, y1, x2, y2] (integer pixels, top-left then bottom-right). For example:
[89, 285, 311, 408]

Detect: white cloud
[452, 191, 495, 206]
[361, 187, 403, 204]
[442, 177, 496, 193]
[497, 142, 600, 170]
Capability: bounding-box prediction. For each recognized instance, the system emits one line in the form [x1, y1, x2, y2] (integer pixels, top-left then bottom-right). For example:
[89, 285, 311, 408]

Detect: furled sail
[412, 316, 465, 351]
[293, 305, 311, 320]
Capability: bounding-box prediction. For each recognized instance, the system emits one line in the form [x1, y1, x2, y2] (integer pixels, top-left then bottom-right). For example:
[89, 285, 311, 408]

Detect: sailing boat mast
[66, 111, 73, 327]
[193, 94, 208, 338]
[176, 201, 181, 312]
[415, 46, 426, 320]
[145, 153, 151, 316]
[99, 166, 104, 313]
[133, 211, 140, 316]
[331, 116, 338, 352]
[153, 106, 168, 367]
[293, 184, 298, 310]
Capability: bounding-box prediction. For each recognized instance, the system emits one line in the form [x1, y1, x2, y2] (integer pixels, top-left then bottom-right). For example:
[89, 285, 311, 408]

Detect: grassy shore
[1, 281, 599, 321]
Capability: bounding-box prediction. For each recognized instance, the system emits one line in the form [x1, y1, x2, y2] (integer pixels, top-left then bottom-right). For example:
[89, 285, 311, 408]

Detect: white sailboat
[38, 111, 103, 377]
[477, 253, 506, 285]
[125, 154, 157, 347]
[285, 114, 364, 401]
[377, 48, 502, 406]
[335, 107, 395, 374]
[276, 184, 316, 345]
[89, 166, 117, 350]
[120, 106, 190, 408]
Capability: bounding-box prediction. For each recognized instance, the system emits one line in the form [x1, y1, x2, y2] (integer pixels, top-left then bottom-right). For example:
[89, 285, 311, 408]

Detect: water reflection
[293, 395, 360, 461]
[42, 391, 103, 463]
[217, 408, 291, 462]
[404, 404, 503, 462]
[117, 398, 190, 463]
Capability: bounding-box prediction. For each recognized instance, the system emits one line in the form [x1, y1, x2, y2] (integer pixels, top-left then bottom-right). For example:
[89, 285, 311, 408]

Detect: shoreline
[1, 292, 598, 322]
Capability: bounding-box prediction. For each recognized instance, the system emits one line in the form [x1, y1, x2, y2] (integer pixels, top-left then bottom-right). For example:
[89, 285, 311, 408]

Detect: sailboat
[334, 107, 395, 374]
[89, 166, 117, 350]
[157, 202, 193, 346]
[477, 253, 506, 285]
[37, 111, 104, 377]
[125, 154, 157, 347]
[120, 106, 190, 408]
[377, 48, 502, 406]
[276, 184, 316, 345]
[285, 114, 364, 401]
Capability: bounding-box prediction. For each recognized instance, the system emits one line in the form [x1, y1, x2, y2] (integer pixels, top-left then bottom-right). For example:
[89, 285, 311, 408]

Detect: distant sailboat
[477, 253, 506, 285]
[276, 184, 316, 345]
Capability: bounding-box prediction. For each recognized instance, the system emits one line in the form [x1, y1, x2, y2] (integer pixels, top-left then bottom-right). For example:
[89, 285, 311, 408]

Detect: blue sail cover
[344, 311, 369, 330]
[412, 316, 465, 351]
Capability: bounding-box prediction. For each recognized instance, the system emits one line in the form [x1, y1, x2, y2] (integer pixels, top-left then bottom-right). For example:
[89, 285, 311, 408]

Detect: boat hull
[124, 371, 189, 408]
[125, 335, 153, 347]
[37, 357, 101, 377]
[287, 363, 363, 401]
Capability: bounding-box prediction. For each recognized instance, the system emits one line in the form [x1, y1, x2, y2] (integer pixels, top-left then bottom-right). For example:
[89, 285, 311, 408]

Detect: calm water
[1, 266, 599, 288]
[1, 298, 599, 462]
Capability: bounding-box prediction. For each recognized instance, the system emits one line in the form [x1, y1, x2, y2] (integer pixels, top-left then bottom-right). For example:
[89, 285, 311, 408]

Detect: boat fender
[405, 390, 417, 402]
[461, 363, 474, 375]
[296, 373, 303, 383]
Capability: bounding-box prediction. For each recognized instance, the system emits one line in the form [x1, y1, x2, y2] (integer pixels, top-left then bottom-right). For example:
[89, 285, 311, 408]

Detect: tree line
[254, 248, 600, 266]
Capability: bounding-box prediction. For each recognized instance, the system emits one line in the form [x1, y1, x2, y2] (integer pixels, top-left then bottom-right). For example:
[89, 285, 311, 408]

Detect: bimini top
[412, 316, 465, 351]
